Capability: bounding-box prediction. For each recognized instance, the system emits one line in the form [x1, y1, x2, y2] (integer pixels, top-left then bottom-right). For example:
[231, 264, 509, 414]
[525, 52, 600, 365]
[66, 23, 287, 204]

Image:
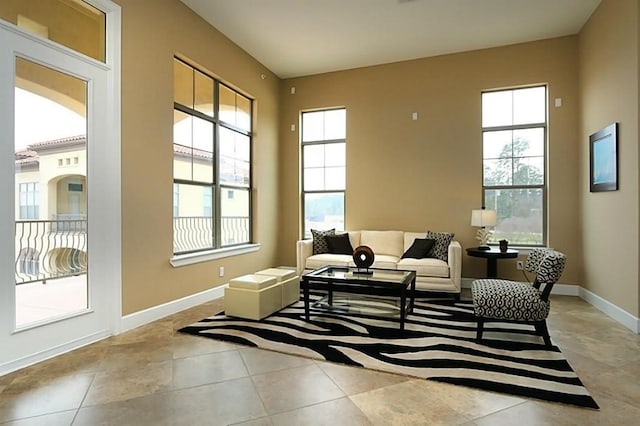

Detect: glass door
[14, 57, 89, 328]
[0, 0, 120, 375]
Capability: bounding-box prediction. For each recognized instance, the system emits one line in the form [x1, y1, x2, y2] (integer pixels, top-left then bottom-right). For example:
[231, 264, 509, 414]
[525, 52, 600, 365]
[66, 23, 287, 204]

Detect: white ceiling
[180, 0, 601, 79]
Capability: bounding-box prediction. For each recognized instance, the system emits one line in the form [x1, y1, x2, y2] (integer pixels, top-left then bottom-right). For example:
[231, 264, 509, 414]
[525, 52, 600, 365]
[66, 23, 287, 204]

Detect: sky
[14, 88, 86, 152]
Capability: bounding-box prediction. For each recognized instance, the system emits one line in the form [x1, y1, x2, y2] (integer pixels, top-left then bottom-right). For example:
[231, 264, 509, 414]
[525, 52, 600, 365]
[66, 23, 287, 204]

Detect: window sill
[170, 243, 260, 268]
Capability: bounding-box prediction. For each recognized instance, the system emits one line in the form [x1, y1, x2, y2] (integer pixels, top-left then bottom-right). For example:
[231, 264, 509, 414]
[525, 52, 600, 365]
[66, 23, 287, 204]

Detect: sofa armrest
[296, 239, 313, 276]
[448, 241, 462, 291]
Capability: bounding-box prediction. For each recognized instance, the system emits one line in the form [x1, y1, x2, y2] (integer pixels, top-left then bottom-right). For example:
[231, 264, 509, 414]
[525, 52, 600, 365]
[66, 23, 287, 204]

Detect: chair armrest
[447, 241, 462, 291]
[296, 239, 313, 276]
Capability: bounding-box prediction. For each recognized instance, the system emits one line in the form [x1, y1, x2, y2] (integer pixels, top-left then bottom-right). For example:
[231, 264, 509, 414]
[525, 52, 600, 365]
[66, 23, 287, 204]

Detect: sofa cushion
[311, 228, 335, 255]
[360, 230, 403, 257]
[397, 258, 450, 278]
[326, 233, 354, 255]
[401, 238, 435, 259]
[425, 231, 454, 262]
[305, 253, 351, 270]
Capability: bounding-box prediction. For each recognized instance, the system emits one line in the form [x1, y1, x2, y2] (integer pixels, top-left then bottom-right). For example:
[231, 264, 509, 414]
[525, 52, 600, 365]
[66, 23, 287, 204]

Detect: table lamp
[471, 208, 497, 250]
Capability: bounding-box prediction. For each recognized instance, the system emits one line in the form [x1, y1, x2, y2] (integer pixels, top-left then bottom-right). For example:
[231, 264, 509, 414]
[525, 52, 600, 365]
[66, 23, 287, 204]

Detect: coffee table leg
[303, 278, 310, 320]
[400, 286, 406, 332]
[408, 277, 416, 313]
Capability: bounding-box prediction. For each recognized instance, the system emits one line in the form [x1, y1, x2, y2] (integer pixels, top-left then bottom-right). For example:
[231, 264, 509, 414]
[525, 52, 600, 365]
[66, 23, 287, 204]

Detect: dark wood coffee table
[301, 266, 416, 332]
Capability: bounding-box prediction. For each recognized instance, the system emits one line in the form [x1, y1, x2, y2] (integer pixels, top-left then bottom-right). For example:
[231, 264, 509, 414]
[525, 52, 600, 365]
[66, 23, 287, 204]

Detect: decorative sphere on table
[353, 245, 375, 269]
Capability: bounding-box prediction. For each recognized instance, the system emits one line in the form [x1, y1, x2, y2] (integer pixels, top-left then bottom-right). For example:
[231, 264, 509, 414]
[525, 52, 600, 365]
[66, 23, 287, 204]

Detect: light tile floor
[1, 292, 639, 425]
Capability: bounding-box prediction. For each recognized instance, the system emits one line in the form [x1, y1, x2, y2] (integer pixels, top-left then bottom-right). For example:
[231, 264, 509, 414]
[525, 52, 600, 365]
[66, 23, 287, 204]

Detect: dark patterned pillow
[311, 228, 335, 255]
[401, 238, 435, 259]
[425, 231, 454, 262]
[326, 233, 354, 255]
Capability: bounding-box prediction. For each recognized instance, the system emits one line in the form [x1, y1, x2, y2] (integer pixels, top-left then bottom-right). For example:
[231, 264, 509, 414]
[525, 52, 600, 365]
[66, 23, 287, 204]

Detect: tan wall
[579, 0, 639, 316]
[278, 37, 582, 283]
[116, 0, 280, 315]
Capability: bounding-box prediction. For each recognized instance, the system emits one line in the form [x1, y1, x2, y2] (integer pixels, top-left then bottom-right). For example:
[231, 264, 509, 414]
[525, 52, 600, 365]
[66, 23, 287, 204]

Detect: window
[173, 58, 252, 254]
[19, 182, 39, 219]
[301, 108, 346, 237]
[482, 86, 546, 246]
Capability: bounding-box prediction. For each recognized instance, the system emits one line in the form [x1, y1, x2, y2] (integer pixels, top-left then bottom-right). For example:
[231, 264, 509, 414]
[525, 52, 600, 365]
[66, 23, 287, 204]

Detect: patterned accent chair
[471, 248, 567, 347]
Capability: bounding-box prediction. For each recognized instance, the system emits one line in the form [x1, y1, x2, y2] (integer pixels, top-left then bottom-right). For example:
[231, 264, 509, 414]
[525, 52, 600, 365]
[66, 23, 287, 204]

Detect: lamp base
[477, 245, 491, 251]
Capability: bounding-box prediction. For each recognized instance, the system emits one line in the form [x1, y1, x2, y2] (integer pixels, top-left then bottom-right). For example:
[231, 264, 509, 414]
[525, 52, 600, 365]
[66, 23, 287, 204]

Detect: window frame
[172, 57, 253, 256]
[481, 85, 548, 247]
[300, 108, 346, 238]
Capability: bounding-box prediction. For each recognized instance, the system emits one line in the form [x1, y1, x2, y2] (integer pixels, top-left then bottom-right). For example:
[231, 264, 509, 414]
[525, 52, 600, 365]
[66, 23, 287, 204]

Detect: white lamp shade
[471, 209, 497, 227]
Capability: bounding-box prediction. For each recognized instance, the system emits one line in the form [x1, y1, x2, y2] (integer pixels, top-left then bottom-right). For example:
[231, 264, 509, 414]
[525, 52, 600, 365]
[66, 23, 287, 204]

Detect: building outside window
[481, 85, 547, 246]
[301, 108, 346, 237]
[173, 58, 252, 254]
[19, 182, 39, 219]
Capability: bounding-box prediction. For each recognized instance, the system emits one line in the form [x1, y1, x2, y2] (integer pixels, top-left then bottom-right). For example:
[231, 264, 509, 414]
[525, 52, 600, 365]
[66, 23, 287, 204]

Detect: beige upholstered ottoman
[255, 268, 300, 307]
[224, 274, 281, 320]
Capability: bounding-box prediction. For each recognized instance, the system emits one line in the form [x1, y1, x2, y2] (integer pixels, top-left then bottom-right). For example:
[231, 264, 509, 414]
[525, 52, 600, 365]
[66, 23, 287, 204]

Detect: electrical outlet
[219, 266, 225, 277]
[516, 261, 524, 270]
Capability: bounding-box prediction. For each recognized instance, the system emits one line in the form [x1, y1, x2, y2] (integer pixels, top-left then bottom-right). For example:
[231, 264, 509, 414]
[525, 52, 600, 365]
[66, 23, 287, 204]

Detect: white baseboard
[118, 284, 227, 334]
[579, 287, 639, 333]
[0, 329, 111, 377]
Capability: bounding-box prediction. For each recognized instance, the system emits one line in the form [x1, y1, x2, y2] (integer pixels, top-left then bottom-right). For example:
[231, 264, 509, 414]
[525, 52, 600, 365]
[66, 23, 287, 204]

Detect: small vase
[499, 239, 508, 252]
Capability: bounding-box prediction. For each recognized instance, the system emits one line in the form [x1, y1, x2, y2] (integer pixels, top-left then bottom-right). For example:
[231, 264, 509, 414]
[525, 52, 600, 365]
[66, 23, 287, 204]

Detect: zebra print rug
[179, 295, 598, 409]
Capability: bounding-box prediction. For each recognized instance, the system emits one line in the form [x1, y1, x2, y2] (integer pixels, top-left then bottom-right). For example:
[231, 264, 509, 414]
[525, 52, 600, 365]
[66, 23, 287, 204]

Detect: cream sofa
[296, 230, 462, 298]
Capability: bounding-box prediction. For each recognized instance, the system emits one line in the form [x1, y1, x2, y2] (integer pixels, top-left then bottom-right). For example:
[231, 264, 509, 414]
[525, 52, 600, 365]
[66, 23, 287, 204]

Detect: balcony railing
[15, 219, 87, 285]
[173, 216, 249, 253]
[15, 216, 250, 284]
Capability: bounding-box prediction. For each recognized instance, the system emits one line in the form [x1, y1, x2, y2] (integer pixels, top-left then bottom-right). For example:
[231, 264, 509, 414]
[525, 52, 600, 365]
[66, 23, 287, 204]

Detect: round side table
[466, 247, 519, 278]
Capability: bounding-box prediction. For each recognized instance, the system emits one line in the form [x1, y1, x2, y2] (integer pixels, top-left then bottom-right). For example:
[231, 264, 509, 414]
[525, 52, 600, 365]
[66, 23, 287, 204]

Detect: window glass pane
[173, 110, 193, 181]
[513, 128, 544, 157]
[14, 57, 88, 326]
[513, 157, 544, 185]
[324, 109, 346, 139]
[235, 134, 250, 162]
[219, 85, 235, 124]
[192, 117, 213, 153]
[483, 131, 512, 159]
[173, 146, 193, 181]
[192, 151, 213, 184]
[304, 192, 345, 237]
[304, 168, 324, 191]
[236, 93, 251, 132]
[194, 70, 213, 117]
[303, 145, 324, 168]
[324, 143, 345, 167]
[483, 159, 512, 186]
[221, 188, 249, 245]
[302, 111, 324, 142]
[0, 0, 106, 61]
[173, 60, 193, 108]
[513, 86, 545, 125]
[220, 128, 250, 186]
[484, 188, 543, 245]
[173, 183, 214, 253]
[482, 91, 512, 127]
[325, 166, 345, 190]
[173, 110, 192, 147]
